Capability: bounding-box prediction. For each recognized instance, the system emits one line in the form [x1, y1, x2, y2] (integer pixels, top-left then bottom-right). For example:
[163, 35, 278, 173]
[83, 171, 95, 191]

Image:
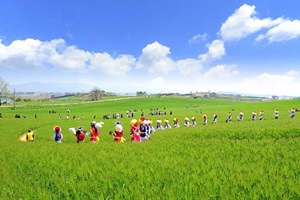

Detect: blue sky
[1, 0, 300, 96]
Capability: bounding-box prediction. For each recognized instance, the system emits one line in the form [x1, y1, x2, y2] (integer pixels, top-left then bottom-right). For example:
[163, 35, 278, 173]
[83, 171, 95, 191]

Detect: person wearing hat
[53, 126, 63, 143]
[259, 110, 264, 120]
[289, 108, 296, 118]
[226, 112, 232, 123]
[251, 112, 257, 121]
[76, 126, 85, 143]
[139, 117, 148, 141]
[274, 109, 279, 119]
[156, 119, 164, 130]
[130, 119, 141, 142]
[238, 112, 244, 121]
[90, 121, 100, 143]
[113, 121, 125, 143]
[184, 117, 190, 127]
[203, 115, 208, 125]
[173, 118, 180, 128]
[191, 117, 196, 126]
[163, 118, 172, 129]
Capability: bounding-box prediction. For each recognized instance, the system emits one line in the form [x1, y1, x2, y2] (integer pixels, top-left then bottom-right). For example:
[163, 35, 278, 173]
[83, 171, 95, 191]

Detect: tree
[209, 92, 217, 98]
[0, 77, 10, 97]
[136, 91, 147, 96]
[90, 87, 105, 101]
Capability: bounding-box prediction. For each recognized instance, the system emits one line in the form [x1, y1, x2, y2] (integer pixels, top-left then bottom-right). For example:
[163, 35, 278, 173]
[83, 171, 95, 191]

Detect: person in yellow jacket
[26, 130, 34, 141]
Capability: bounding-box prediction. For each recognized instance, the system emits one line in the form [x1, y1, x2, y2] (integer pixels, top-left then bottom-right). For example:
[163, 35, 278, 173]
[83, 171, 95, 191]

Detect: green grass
[0, 97, 300, 199]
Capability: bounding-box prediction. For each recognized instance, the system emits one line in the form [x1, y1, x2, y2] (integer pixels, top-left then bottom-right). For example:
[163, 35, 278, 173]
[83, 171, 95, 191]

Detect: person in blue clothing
[53, 126, 63, 143]
[139, 117, 148, 142]
[226, 112, 232, 123]
[259, 110, 264, 120]
[251, 111, 257, 121]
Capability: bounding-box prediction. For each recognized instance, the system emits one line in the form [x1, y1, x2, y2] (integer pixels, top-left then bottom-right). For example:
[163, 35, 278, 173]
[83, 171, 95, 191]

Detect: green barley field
[0, 96, 300, 199]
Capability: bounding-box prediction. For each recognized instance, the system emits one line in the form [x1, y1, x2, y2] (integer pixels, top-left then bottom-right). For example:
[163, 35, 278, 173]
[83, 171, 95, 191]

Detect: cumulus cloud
[136, 41, 175, 74]
[49, 44, 92, 71]
[190, 65, 240, 93]
[0, 38, 135, 76]
[176, 58, 203, 75]
[220, 3, 300, 44]
[237, 71, 300, 96]
[0, 38, 44, 70]
[220, 4, 283, 42]
[193, 69, 300, 96]
[255, 19, 300, 43]
[199, 40, 226, 63]
[136, 41, 205, 76]
[188, 33, 208, 44]
[89, 53, 135, 76]
[203, 65, 239, 78]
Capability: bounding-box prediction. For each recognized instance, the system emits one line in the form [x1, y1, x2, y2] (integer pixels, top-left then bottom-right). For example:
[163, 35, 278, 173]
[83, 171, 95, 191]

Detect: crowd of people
[48, 107, 298, 144]
[16, 107, 297, 143]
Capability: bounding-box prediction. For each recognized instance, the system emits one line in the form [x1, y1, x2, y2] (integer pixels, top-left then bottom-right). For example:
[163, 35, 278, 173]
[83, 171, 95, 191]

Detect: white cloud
[220, 4, 283, 42]
[149, 76, 165, 86]
[136, 42, 206, 76]
[255, 19, 300, 43]
[0, 38, 43, 70]
[188, 33, 208, 44]
[89, 53, 135, 76]
[0, 38, 135, 76]
[199, 40, 226, 63]
[49, 45, 91, 71]
[189, 65, 240, 94]
[203, 65, 239, 78]
[286, 70, 299, 76]
[136, 41, 175, 74]
[176, 58, 203, 75]
[233, 71, 300, 96]
[192, 70, 300, 96]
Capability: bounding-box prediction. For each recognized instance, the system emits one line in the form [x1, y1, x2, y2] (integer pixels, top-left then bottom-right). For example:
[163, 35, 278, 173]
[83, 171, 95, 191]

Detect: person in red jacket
[90, 121, 100, 143]
[113, 121, 125, 142]
[75, 126, 85, 143]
